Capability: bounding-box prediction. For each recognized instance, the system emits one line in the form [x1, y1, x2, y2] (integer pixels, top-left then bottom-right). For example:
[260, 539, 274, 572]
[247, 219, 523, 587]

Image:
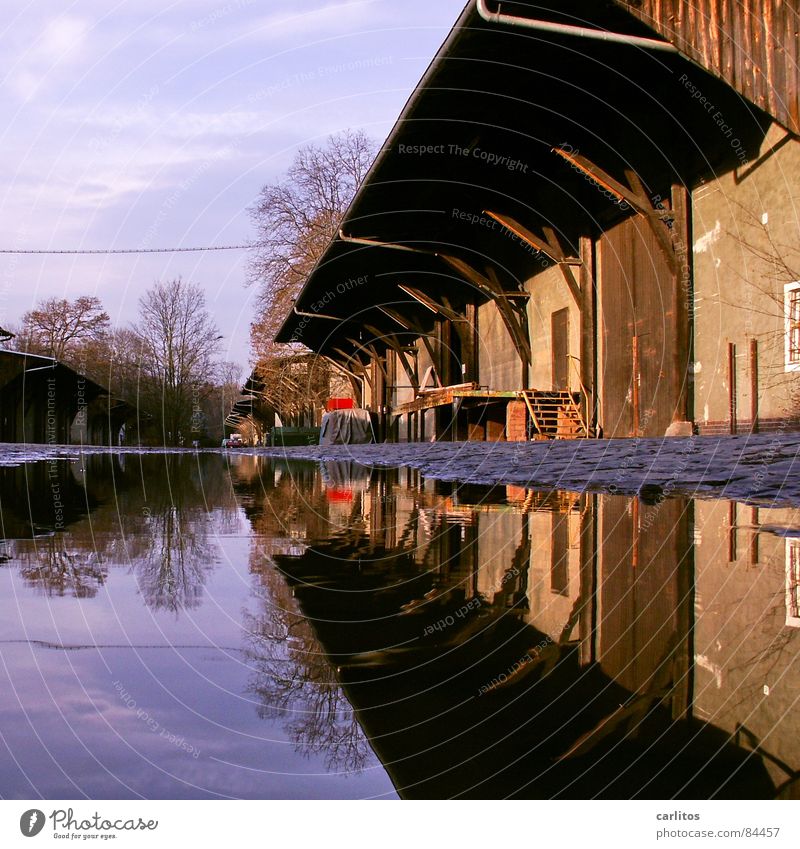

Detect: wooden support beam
[324, 356, 365, 405]
[363, 323, 419, 391]
[323, 355, 364, 383]
[485, 210, 558, 259]
[552, 147, 642, 209]
[438, 253, 532, 366]
[398, 285, 468, 323]
[542, 225, 582, 306]
[372, 303, 442, 370]
[579, 234, 597, 434]
[397, 284, 443, 314]
[551, 148, 678, 274]
[376, 305, 412, 329]
[670, 182, 693, 427]
[345, 337, 389, 381]
[330, 347, 373, 388]
[485, 209, 582, 306]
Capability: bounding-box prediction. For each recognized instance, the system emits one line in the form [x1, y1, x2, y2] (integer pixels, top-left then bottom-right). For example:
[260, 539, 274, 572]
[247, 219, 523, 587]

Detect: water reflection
[245, 463, 800, 799]
[1, 452, 798, 799]
[1, 455, 230, 609]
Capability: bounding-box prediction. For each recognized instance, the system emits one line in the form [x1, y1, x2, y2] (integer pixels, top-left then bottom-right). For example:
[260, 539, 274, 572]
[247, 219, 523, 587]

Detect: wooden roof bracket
[324, 356, 365, 401]
[346, 337, 390, 380]
[323, 355, 365, 383]
[338, 230, 426, 253]
[363, 323, 419, 391]
[438, 253, 532, 365]
[484, 210, 582, 307]
[330, 347, 373, 388]
[379, 306, 438, 366]
[550, 148, 680, 275]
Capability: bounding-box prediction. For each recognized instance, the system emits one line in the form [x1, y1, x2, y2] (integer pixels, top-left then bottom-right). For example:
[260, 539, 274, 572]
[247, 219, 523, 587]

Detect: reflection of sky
[0, 492, 396, 799]
[0, 645, 395, 799]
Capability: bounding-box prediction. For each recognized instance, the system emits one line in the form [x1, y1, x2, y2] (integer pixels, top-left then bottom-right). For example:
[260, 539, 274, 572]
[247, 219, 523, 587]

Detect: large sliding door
[599, 215, 676, 437]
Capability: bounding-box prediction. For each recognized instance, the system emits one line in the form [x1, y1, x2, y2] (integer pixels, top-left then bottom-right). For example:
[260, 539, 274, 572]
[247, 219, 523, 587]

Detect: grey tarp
[319, 409, 376, 445]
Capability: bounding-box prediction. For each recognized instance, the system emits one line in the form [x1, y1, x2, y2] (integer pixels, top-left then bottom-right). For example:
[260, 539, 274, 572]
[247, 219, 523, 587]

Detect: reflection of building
[692, 501, 800, 796]
[276, 0, 800, 441]
[0, 349, 134, 445]
[258, 463, 800, 798]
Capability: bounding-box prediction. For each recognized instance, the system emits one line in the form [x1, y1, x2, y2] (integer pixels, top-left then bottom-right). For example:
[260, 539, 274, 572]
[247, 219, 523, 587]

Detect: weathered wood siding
[598, 215, 677, 438]
[615, 0, 800, 133]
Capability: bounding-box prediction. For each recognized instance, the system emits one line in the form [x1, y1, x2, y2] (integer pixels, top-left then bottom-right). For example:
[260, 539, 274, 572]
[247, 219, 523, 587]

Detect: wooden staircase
[517, 390, 589, 439]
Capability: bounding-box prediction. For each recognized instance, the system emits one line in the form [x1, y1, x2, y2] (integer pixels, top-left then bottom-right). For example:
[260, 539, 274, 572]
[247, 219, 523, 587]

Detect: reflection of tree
[244, 596, 370, 774]
[16, 538, 107, 598]
[130, 456, 234, 613]
[237, 458, 371, 773]
[725, 564, 800, 708]
[3, 454, 241, 611]
[135, 504, 214, 612]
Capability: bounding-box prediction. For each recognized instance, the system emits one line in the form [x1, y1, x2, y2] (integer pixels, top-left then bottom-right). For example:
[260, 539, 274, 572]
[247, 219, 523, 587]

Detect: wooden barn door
[599, 215, 676, 438]
[551, 308, 569, 390]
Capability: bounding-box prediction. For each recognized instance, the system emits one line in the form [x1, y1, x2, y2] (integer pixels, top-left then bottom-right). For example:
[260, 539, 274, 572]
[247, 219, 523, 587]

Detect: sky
[0, 0, 467, 372]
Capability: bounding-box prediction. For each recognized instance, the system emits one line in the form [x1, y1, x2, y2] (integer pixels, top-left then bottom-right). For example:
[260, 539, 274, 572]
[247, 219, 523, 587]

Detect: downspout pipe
[476, 0, 678, 53]
[293, 305, 343, 322]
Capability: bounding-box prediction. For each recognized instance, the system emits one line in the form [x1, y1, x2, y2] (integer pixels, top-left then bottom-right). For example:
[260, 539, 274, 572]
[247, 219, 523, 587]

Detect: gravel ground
[4, 433, 799, 507]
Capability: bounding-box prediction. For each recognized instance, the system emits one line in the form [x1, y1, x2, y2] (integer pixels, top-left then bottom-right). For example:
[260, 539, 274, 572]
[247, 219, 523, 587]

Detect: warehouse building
[274, 0, 800, 441]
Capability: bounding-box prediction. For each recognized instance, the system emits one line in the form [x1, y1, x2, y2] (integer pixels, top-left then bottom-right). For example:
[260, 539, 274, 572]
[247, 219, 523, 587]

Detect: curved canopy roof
[275, 0, 772, 362]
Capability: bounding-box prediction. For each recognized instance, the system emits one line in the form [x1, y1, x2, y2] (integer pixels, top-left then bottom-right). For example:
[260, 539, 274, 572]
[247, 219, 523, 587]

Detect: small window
[787, 539, 800, 628]
[785, 283, 800, 371]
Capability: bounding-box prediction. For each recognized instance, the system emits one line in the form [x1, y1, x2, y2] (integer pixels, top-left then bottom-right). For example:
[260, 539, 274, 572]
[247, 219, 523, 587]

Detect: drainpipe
[293, 305, 342, 322]
[338, 230, 425, 253]
[476, 0, 678, 53]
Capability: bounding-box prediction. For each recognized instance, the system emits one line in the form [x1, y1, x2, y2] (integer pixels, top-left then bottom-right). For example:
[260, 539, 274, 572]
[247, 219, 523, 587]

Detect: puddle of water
[1, 453, 798, 799]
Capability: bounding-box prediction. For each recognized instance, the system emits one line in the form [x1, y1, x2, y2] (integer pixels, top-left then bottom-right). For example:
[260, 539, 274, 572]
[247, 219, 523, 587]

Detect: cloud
[70, 107, 268, 142]
[4, 14, 89, 101]
[234, 1, 384, 44]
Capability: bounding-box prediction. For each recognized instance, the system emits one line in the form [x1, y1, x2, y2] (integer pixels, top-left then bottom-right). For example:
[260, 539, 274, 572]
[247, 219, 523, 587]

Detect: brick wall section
[506, 401, 528, 442]
[697, 418, 800, 436]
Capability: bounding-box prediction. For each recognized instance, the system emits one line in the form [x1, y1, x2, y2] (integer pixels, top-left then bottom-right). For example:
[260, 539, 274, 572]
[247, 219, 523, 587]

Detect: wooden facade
[614, 0, 800, 134]
[275, 0, 800, 441]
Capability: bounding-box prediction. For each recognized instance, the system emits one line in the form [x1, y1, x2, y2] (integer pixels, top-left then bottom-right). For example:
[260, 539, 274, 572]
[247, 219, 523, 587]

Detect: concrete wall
[477, 300, 519, 390]
[693, 122, 800, 431]
[526, 264, 581, 392]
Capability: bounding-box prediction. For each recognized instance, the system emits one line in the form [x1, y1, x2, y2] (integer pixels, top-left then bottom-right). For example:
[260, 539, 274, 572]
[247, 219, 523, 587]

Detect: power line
[0, 244, 254, 255]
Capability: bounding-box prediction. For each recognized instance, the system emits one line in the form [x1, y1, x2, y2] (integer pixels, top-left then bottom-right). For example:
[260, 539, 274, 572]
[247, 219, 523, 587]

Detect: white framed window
[786, 538, 800, 628]
[785, 282, 800, 371]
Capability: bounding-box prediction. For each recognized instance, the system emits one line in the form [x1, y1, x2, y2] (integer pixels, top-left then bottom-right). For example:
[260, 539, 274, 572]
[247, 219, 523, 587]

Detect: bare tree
[248, 129, 376, 350]
[199, 360, 242, 442]
[133, 279, 222, 445]
[16, 295, 110, 361]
